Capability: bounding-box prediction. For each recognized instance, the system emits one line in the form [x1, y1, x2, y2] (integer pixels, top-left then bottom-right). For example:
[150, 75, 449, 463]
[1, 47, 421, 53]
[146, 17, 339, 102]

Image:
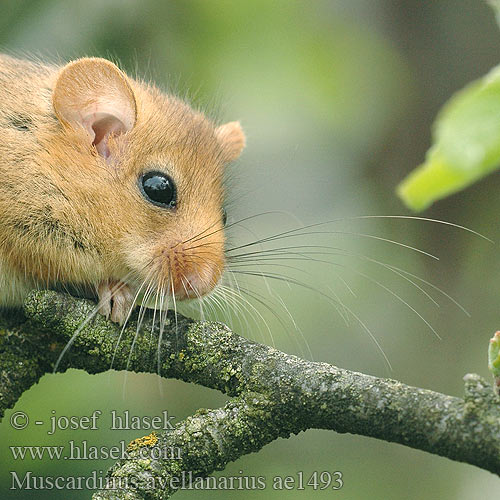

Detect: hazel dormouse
[0, 55, 245, 324]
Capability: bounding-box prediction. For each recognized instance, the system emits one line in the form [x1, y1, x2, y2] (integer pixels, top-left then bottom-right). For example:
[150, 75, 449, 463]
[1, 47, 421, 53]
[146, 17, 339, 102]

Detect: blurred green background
[1, 0, 500, 498]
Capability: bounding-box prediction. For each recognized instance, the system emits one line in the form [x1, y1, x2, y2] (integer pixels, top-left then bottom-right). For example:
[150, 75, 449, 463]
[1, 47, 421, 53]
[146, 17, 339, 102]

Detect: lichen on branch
[1, 291, 499, 500]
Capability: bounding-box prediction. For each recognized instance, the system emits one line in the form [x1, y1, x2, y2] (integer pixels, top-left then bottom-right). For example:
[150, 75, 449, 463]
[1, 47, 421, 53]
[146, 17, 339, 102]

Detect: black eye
[139, 171, 177, 209]
[222, 208, 227, 226]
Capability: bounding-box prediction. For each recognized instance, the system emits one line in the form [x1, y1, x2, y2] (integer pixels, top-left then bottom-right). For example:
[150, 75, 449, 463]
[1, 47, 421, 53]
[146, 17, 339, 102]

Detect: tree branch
[1, 290, 499, 500]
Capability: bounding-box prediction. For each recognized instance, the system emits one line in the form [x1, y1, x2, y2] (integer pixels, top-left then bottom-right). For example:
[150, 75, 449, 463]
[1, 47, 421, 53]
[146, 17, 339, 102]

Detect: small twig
[1, 291, 499, 500]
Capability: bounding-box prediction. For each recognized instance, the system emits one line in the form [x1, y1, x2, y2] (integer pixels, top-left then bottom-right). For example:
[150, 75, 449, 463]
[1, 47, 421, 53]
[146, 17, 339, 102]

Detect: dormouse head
[51, 57, 245, 302]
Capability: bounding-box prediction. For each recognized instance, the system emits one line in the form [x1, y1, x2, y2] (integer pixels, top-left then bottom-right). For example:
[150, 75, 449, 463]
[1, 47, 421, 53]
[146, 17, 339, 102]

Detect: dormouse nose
[160, 238, 225, 300]
[173, 263, 222, 299]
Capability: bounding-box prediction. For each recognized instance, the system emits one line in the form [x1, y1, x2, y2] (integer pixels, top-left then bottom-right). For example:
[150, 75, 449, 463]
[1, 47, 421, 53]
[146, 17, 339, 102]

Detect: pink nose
[173, 264, 220, 300]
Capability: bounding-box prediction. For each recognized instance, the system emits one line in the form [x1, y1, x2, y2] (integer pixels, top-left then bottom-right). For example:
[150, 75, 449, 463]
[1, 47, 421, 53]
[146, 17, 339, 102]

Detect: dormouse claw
[97, 280, 135, 325]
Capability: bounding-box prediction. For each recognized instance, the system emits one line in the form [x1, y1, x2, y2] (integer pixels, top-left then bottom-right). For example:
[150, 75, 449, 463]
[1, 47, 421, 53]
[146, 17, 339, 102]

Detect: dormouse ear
[52, 57, 137, 160]
[215, 121, 246, 162]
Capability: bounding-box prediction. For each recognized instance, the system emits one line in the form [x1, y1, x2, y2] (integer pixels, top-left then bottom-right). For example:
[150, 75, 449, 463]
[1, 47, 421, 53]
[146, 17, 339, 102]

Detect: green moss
[1, 290, 500, 499]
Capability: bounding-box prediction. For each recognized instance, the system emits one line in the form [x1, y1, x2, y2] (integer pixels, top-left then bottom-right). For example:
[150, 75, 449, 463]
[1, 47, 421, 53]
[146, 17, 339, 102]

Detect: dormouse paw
[97, 280, 135, 325]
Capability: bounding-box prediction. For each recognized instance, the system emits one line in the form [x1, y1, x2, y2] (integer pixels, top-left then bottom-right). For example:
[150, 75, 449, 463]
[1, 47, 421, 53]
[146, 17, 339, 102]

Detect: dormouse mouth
[152, 238, 225, 301]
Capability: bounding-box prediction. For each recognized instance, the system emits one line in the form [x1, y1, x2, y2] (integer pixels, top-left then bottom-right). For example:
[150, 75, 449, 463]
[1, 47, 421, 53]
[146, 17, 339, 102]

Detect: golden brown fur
[0, 54, 245, 322]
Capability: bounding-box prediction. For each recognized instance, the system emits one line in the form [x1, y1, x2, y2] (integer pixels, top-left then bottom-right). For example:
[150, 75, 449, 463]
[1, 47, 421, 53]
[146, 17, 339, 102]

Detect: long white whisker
[110, 276, 151, 370]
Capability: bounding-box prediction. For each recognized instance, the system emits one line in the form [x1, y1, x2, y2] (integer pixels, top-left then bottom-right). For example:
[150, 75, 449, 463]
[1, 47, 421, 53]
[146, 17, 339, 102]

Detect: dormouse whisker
[227, 245, 468, 314]
[227, 230, 440, 260]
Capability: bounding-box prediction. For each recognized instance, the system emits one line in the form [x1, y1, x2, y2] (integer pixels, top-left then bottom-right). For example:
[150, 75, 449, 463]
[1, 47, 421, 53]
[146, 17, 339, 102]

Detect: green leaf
[397, 65, 500, 211]
[488, 331, 500, 394]
[487, 0, 500, 28]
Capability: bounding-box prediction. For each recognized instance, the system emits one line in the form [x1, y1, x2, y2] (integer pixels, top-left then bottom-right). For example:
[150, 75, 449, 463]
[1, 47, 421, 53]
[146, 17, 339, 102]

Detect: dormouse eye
[222, 208, 227, 226]
[139, 171, 177, 209]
